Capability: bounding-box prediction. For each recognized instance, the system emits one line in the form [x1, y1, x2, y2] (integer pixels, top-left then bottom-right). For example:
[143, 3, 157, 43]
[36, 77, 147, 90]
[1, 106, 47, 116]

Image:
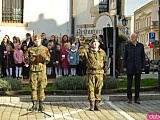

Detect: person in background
[5, 35, 14, 49]
[123, 33, 145, 104]
[54, 44, 62, 78]
[61, 35, 70, 51]
[41, 33, 49, 47]
[48, 35, 55, 47]
[77, 35, 87, 76]
[61, 43, 70, 76]
[1, 37, 13, 78]
[12, 36, 17, 47]
[22, 33, 33, 48]
[54, 35, 60, 47]
[98, 35, 105, 51]
[3, 45, 14, 77]
[22, 44, 29, 79]
[14, 43, 24, 79]
[46, 42, 54, 78]
[16, 37, 21, 44]
[67, 44, 79, 76]
[74, 37, 80, 50]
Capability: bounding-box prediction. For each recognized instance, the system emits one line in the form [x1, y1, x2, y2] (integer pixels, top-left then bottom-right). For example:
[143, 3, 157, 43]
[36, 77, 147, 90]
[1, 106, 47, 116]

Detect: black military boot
[90, 101, 95, 111]
[94, 100, 100, 111]
[29, 101, 37, 111]
[38, 101, 45, 112]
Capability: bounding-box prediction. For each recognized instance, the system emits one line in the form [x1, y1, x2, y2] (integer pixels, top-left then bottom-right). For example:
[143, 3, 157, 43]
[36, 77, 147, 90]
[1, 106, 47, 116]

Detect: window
[99, 0, 109, 13]
[2, 0, 23, 23]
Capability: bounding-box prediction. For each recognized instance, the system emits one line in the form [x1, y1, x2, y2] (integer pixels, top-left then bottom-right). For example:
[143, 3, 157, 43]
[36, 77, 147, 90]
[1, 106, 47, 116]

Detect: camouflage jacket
[24, 45, 50, 72]
[78, 46, 108, 75]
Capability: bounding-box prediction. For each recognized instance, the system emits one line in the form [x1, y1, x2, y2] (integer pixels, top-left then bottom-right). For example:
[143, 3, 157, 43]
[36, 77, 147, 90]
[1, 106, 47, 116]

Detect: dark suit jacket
[123, 42, 145, 74]
[22, 40, 34, 48]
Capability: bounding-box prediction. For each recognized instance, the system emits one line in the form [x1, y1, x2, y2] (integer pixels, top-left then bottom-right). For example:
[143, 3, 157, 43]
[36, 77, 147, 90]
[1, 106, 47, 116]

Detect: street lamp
[122, 18, 128, 26]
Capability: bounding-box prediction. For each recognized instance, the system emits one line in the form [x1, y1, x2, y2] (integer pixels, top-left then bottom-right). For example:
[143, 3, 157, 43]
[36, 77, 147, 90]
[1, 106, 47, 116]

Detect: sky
[125, 0, 152, 15]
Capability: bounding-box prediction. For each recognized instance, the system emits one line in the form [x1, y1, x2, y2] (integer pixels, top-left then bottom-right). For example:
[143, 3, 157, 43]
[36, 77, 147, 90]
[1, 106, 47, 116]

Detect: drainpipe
[71, 0, 75, 43]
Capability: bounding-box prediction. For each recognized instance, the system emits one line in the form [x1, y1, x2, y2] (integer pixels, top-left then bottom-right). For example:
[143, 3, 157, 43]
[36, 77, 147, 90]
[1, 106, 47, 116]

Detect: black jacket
[41, 38, 49, 47]
[123, 42, 145, 74]
[22, 40, 34, 48]
[46, 49, 54, 67]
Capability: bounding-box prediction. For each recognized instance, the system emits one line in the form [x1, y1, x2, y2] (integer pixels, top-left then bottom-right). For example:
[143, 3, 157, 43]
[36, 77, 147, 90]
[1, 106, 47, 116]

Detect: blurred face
[75, 38, 79, 43]
[92, 34, 97, 39]
[57, 45, 61, 50]
[63, 36, 67, 41]
[71, 46, 76, 50]
[13, 38, 17, 43]
[130, 34, 138, 43]
[3, 37, 7, 43]
[54, 36, 59, 41]
[41, 34, 46, 39]
[6, 46, 11, 51]
[80, 35, 84, 41]
[26, 35, 31, 40]
[34, 39, 41, 46]
[23, 46, 27, 50]
[18, 44, 21, 49]
[92, 42, 99, 49]
[98, 36, 102, 42]
[47, 45, 52, 49]
[50, 35, 54, 40]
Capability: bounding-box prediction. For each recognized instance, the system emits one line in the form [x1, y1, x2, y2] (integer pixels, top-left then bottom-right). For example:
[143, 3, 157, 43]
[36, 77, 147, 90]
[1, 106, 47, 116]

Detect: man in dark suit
[22, 33, 34, 48]
[123, 33, 145, 104]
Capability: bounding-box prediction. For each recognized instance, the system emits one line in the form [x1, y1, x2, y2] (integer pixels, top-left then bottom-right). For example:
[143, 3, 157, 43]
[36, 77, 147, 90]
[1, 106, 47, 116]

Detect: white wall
[0, 0, 71, 41]
[74, 0, 113, 37]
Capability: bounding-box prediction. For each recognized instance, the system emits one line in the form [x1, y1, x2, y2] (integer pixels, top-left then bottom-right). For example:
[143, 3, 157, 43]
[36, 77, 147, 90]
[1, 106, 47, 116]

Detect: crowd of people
[0, 33, 105, 79]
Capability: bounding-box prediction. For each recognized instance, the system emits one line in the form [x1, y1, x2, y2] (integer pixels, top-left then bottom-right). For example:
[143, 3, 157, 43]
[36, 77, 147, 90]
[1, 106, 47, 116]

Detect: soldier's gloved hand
[30, 56, 36, 62]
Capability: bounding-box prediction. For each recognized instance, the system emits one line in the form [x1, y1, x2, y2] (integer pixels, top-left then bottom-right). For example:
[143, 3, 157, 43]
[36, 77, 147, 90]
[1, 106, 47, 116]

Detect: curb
[0, 86, 158, 96]
[0, 94, 160, 103]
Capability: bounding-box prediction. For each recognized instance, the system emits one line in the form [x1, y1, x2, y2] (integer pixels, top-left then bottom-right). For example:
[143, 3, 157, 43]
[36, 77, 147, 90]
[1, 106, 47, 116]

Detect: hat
[33, 34, 41, 41]
[91, 38, 99, 44]
[71, 44, 76, 47]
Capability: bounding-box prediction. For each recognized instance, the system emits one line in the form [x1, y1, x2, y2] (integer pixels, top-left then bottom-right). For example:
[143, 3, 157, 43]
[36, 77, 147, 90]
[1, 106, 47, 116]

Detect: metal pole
[153, 42, 155, 74]
[113, 15, 117, 78]
[158, 0, 160, 91]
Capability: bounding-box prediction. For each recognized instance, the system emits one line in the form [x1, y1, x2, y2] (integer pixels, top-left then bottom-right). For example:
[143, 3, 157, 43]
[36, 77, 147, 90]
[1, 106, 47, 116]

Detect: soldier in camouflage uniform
[78, 38, 108, 111]
[24, 34, 50, 112]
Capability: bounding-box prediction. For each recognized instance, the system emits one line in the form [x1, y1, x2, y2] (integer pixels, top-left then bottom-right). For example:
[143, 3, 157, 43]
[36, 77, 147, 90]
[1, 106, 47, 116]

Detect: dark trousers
[127, 74, 141, 101]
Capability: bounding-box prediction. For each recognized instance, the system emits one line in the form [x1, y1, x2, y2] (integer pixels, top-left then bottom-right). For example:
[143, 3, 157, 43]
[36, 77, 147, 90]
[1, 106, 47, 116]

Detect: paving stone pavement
[0, 100, 160, 120]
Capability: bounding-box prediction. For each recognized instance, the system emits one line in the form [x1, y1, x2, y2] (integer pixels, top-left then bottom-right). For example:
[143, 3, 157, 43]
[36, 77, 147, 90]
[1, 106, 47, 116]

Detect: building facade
[0, 0, 72, 40]
[0, 0, 132, 42]
[134, 0, 159, 60]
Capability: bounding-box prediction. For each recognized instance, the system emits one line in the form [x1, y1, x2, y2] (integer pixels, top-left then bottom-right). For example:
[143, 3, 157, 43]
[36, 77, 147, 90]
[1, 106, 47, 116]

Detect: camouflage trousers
[29, 71, 47, 101]
[87, 74, 103, 101]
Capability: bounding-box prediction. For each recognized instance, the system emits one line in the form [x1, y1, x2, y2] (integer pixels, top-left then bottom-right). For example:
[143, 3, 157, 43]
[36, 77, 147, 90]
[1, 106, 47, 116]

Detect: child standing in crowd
[46, 42, 54, 78]
[22, 45, 29, 79]
[67, 44, 79, 76]
[3, 45, 14, 77]
[14, 43, 24, 79]
[54, 44, 61, 78]
[61, 43, 70, 76]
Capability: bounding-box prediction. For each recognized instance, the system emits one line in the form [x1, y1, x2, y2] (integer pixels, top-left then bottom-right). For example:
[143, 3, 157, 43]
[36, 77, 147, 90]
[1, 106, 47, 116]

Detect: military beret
[91, 38, 99, 44]
[33, 34, 41, 41]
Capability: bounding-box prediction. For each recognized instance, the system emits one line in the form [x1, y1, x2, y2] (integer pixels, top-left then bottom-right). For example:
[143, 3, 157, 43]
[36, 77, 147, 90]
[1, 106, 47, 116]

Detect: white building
[0, 0, 132, 42]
